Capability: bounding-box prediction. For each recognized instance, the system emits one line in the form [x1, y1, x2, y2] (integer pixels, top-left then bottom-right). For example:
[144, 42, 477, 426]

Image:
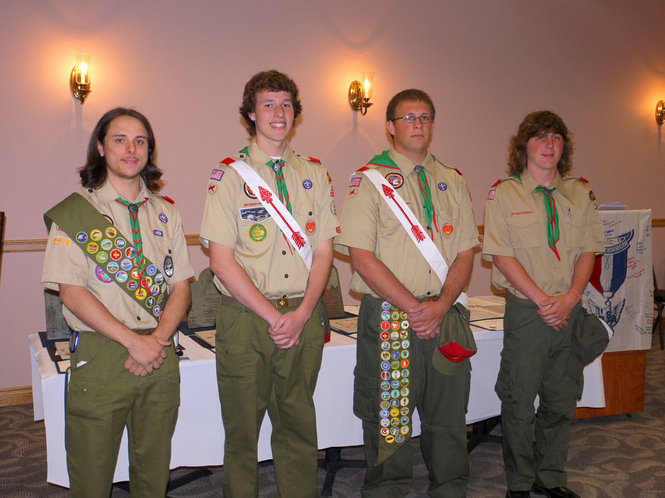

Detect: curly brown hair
[239, 70, 302, 136]
[386, 89, 435, 122]
[507, 110, 573, 176]
[79, 107, 162, 192]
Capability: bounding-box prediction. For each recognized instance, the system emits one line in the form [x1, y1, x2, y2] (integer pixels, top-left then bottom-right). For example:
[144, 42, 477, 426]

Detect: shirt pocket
[561, 209, 585, 249]
[506, 213, 541, 248]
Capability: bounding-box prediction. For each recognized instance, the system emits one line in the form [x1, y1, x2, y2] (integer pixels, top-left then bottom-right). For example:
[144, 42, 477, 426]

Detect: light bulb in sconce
[70, 54, 91, 104]
[349, 72, 375, 115]
[656, 100, 665, 126]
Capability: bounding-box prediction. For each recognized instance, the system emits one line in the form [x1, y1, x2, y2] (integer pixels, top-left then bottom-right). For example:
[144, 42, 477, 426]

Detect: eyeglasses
[392, 114, 434, 125]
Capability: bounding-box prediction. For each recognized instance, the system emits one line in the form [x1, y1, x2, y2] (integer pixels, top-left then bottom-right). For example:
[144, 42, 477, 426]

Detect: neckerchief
[268, 159, 292, 214]
[414, 165, 437, 236]
[534, 185, 560, 261]
[115, 197, 150, 281]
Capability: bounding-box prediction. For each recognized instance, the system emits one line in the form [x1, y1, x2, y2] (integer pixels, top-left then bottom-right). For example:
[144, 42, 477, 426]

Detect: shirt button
[308, 211, 313, 216]
[82, 387, 87, 392]
[284, 274, 289, 278]
[426, 291, 431, 296]
[137, 316, 141, 321]
[282, 250, 287, 255]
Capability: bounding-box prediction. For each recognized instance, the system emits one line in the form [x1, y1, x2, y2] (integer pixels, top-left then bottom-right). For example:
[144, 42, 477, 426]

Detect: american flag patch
[210, 169, 224, 181]
[487, 189, 496, 200]
[349, 176, 362, 188]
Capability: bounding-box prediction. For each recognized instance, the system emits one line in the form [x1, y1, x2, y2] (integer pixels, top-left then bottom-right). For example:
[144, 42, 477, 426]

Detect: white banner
[583, 209, 652, 352]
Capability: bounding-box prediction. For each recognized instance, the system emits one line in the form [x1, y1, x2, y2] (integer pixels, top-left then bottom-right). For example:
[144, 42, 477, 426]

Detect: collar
[521, 168, 561, 192]
[388, 146, 436, 176]
[246, 139, 296, 170]
[94, 179, 151, 205]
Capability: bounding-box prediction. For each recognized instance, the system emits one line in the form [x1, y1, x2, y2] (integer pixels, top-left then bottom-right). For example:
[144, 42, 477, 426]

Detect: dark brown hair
[79, 107, 162, 192]
[508, 110, 574, 176]
[239, 70, 302, 136]
[386, 89, 436, 122]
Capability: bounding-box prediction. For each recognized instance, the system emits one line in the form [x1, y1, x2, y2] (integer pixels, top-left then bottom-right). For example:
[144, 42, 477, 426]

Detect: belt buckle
[426, 296, 438, 302]
[276, 297, 289, 309]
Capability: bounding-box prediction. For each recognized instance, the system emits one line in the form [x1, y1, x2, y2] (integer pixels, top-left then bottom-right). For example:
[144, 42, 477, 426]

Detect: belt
[220, 294, 305, 309]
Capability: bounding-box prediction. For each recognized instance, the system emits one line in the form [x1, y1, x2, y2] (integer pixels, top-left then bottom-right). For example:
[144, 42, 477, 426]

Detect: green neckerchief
[267, 159, 292, 214]
[414, 165, 437, 235]
[534, 185, 560, 260]
[114, 197, 150, 279]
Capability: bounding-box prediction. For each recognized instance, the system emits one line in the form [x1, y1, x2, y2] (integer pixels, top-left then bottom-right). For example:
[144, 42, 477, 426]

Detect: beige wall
[1, 0, 664, 389]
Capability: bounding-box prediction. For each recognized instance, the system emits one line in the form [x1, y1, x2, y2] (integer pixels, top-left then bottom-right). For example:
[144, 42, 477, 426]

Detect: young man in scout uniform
[336, 89, 479, 497]
[200, 70, 339, 497]
[483, 111, 605, 498]
[41, 108, 193, 497]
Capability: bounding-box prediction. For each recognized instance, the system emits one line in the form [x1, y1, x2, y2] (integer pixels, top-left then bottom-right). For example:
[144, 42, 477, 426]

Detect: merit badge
[146, 265, 157, 276]
[302, 178, 313, 190]
[106, 261, 119, 274]
[210, 168, 224, 181]
[100, 239, 113, 251]
[115, 237, 127, 249]
[381, 371, 390, 381]
[153, 229, 163, 237]
[150, 284, 160, 296]
[131, 268, 141, 280]
[402, 368, 410, 377]
[121, 259, 133, 271]
[391, 351, 400, 360]
[95, 252, 108, 264]
[115, 271, 128, 283]
[154, 273, 164, 284]
[76, 232, 87, 243]
[125, 247, 135, 259]
[381, 331, 390, 341]
[381, 361, 390, 371]
[381, 321, 390, 331]
[381, 351, 390, 360]
[385, 173, 404, 188]
[381, 341, 390, 351]
[381, 311, 391, 321]
[135, 288, 147, 300]
[401, 359, 410, 368]
[142, 276, 152, 288]
[153, 305, 161, 317]
[90, 229, 102, 241]
[86, 242, 98, 254]
[163, 255, 174, 277]
[158, 213, 168, 224]
[391, 311, 400, 321]
[443, 224, 454, 236]
[306, 221, 316, 234]
[127, 280, 138, 291]
[401, 339, 410, 348]
[95, 266, 112, 283]
[244, 183, 257, 199]
[146, 297, 155, 308]
[438, 182, 447, 191]
[105, 227, 117, 238]
[249, 223, 268, 242]
[381, 391, 391, 401]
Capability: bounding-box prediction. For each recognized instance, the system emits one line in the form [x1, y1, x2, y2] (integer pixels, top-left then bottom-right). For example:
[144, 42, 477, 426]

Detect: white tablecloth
[30, 298, 605, 487]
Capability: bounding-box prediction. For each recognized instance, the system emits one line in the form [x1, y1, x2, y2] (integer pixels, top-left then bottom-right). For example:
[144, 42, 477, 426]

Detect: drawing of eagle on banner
[585, 229, 633, 329]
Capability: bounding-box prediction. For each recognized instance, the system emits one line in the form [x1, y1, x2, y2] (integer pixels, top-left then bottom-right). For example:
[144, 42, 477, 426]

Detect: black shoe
[531, 484, 580, 498]
[506, 491, 530, 498]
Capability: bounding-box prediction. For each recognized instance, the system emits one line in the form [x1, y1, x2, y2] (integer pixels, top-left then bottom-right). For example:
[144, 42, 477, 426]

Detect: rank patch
[249, 223, 268, 242]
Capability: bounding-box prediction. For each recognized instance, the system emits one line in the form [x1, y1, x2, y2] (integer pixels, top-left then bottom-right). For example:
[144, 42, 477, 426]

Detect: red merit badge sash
[377, 300, 412, 464]
[44, 193, 170, 322]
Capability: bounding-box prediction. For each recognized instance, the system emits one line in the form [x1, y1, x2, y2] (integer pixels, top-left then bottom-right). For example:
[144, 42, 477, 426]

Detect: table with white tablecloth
[30, 296, 605, 487]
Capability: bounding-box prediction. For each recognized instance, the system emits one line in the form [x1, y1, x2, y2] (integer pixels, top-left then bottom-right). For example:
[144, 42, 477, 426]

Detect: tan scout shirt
[336, 147, 479, 298]
[482, 169, 605, 298]
[42, 180, 195, 331]
[200, 139, 340, 299]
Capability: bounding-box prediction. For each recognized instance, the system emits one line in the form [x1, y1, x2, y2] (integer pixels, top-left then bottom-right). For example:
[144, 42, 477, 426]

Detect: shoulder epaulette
[453, 168, 463, 176]
[296, 152, 321, 164]
[160, 195, 175, 204]
[491, 178, 502, 188]
[562, 176, 590, 184]
[355, 165, 370, 173]
[220, 157, 234, 166]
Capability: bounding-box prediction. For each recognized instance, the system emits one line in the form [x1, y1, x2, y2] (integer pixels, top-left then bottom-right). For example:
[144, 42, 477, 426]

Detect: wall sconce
[70, 54, 91, 104]
[348, 72, 374, 115]
[656, 100, 665, 126]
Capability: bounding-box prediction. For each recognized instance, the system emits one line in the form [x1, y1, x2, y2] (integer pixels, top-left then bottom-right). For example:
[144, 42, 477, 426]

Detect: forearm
[568, 252, 595, 301]
[209, 242, 281, 326]
[493, 255, 549, 306]
[152, 279, 192, 341]
[437, 248, 473, 311]
[349, 247, 420, 313]
[297, 239, 333, 319]
[59, 284, 139, 350]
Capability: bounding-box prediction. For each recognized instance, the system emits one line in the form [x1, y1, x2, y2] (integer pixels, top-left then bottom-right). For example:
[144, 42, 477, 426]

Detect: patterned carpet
[2, 343, 664, 497]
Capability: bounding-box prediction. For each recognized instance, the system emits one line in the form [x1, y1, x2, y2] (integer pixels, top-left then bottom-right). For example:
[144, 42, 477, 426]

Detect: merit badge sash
[377, 299, 413, 464]
[362, 168, 468, 306]
[44, 193, 169, 322]
[229, 160, 313, 270]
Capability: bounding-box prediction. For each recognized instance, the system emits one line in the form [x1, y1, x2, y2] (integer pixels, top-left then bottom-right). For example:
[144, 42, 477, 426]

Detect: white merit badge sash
[229, 160, 313, 270]
[363, 169, 468, 305]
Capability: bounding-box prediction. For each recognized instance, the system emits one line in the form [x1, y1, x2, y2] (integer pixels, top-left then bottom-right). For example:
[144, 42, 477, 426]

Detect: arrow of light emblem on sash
[258, 186, 307, 249]
[381, 184, 426, 242]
